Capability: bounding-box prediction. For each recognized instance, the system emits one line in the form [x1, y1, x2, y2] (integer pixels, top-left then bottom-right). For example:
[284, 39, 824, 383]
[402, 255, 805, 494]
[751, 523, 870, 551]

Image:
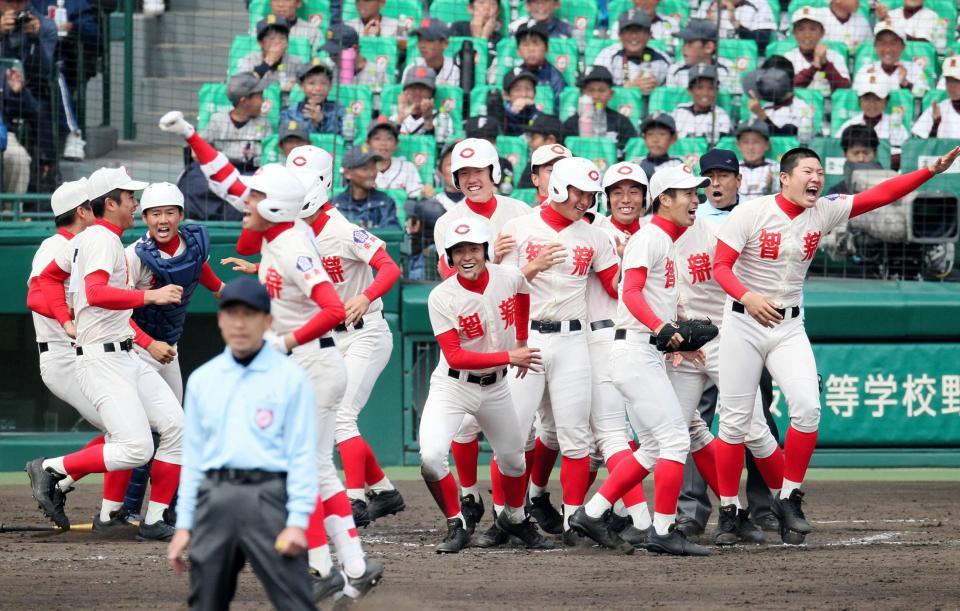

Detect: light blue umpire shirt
[175, 344, 318, 531]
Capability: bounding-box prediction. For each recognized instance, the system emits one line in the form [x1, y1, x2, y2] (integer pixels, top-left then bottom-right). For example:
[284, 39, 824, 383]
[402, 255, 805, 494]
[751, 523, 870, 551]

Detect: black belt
[732, 302, 800, 319]
[75, 338, 133, 356]
[335, 318, 364, 332]
[530, 319, 581, 333]
[613, 329, 657, 345]
[319, 337, 335, 348]
[205, 468, 287, 484]
[448, 367, 507, 386]
[38, 342, 49, 353]
[590, 319, 614, 331]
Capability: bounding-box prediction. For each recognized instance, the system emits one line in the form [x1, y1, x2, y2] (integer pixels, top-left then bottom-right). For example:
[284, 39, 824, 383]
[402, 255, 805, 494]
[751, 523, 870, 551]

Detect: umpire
[167, 277, 318, 610]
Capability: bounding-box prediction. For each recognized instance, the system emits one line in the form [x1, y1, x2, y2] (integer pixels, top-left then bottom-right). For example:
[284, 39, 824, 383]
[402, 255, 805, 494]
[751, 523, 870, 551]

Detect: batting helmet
[443, 217, 493, 266]
[286, 145, 332, 219]
[548, 157, 602, 204]
[601, 162, 649, 213]
[451, 138, 502, 190]
[238, 164, 307, 223]
[139, 182, 185, 212]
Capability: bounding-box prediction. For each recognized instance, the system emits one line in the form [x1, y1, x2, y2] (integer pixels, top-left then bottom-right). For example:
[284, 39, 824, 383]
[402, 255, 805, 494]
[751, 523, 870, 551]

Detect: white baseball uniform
[854, 61, 929, 99]
[912, 99, 960, 139]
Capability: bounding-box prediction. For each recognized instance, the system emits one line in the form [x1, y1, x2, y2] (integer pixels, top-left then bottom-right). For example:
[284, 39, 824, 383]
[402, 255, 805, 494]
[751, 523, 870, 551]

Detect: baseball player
[496, 157, 620, 546]
[569, 165, 713, 557]
[28, 166, 184, 541]
[712, 145, 960, 543]
[420, 217, 553, 553]
[528, 143, 572, 204]
[237, 163, 382, 603]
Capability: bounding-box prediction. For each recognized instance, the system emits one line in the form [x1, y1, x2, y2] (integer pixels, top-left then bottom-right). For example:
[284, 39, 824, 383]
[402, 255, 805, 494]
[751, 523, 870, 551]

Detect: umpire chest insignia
[255, 408, 274, 429]
[296, 256, 314, 272]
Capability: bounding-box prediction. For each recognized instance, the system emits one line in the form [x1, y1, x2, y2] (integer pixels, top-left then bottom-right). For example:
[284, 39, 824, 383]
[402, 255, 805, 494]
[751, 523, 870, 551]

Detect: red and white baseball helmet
[286, 145, 333, 218]
[451, 138, 502, 190]
[239, 163, 307, 223]
[601, 161, 649, 212]
[547, 157, 602, 203]
[442, 217, 493, 266]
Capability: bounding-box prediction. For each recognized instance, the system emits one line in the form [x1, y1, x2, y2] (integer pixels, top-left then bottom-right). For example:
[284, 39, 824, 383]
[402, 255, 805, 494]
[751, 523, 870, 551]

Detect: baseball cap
[618, 9, 652, 31]
[514, 19, 549, 43]
[579, 65, 615, 87]
[278, 118, 310, 144]
[531, 143, 573, 169]
[688, 63, 718, 85]
[521, 113, 565, 136]
[640, 111, 676, 134]
[411, 18, 451, 40]
[853, 72, 891, 98]
[502, 66, 538, 91]
[675, 18, 718, 41]
[464, 115, 501, 139]
[297, 59, 334, 82]
[698, 149, 739, 174]
[227, 72, 269, 105]
[321, 23, 360, 55]
[403, 65, 437, 91]
[342, 144, 383, 169]
[87, 166, 149, 201]
[791, 6, 825, 26]
[219, 277, 271, 313]
[140, 182, 184, 211]
[735, 118, 771, 139]
[366, 116, 400, 139]
[648, 164, 709, 204]
[51, 178, 90, 217]
[256, 14, 290, 39]
[742, 65, 793, 104]
[874, 19, 907, 42]
[943, 56, 960, 80]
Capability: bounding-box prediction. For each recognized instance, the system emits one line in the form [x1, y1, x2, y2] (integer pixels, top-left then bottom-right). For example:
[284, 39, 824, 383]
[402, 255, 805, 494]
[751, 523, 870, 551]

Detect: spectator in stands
[277, 118, 311, 157]
[528, 142, 572, 203]
[636, 112, 682, 178]
[0, 97, 30, 194]
[912, 57, 960, 139]
[786, 7, 851, 95]
[451, 0, 504, 48]
[593, 10, 670, 93]
[239, 15, 305, 92]
[821, 0, 872, 55]
[744, 56, 815, 137]
[392, 66, 437, 137]
[671, 64, 731, 141]
[609, 0, 684, 42]
[333, 144, 401, 229]
[509, 0, 572, 38]
[202, 72, 272, 172]
[854, 21, 929, 99]
[345, 0, 401, 39]
[563, 66, 636, 150]
[267, 0, 321, 48]
[279, 61, 344, 136]
[734, 119, 779, 199]
[30, 0, 99, 93]
[463, 115, 515, 195]
[838, 73, 910, 162]
[517, 113, 564, 188]
[513, 20, 565, 104]
[495, 68, 542, 136]
[696, 0, 776, 53]
[320, 24, 381, 89]
[666, 18, 738, 94]
[366, 118, 423, 199]
[827, 124, 883, 196]
[877, 0, 947, 53]
[404, 141, 461, 280]
[403, 19, 460, 87]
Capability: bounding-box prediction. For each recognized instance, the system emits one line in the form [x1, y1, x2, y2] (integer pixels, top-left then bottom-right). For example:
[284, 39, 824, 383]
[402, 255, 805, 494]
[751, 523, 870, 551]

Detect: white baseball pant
[133, 343, 184, 403]
[718, 306, 820, 444]
[419, 372, 526, 481]
[586, 326, 632, 461]
[610, 333, 690, 470]
[293, 340, 348, 501]
[75, 347, 183, 470]
[333, 317, 393, 443]
[39, 343, 104, 430]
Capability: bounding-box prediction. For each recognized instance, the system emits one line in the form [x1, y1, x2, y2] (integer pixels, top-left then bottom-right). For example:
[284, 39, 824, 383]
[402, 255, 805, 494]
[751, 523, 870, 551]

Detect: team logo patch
[460, 147, 475, 158]
[823, 194, 843, 202]
[454, 223, 471, 235]
[551, 144, 567, 155]
[617, 165, 633, 175]
[296, 256, 314, 272]
[255, 408, 274, 429]
[588, 170, 600, 181]
[353, 229, 371, 244]
[291, 155, 307, 167]
[682, 165, 693, 173]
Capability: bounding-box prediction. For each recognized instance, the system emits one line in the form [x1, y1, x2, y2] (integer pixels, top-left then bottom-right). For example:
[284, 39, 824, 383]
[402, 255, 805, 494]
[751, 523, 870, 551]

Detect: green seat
[494, 38, 580, 88]
[260, 133, 347, 168]
[829, 88, 914, 137]
[585, 39, 617, 68]
[287, 83, 375, 143]
[197, 81, 282, 131]
[496, 136, 529, 178]
[899, 138, 960, 191]
[342, 0, 423, 36]
[509, 188, 539, 206]
[565, 137, 617, 171]
[397, 135, 437, 187]
[624, 137, 708, 166]
[884, 0, 957, 25]
[853, 41, 939, 84]
[428, 0, 469, 23]
[715, 135, 798, 161]
[227, 35, 313, 76]
[359, 37, 400, 92]
[383, 189, 409, 225]
[719, 39, 759, 86]
[557, 0, 598, 43]
[809, 136, 892, 191]
[468, 84, 555, 117]
[649, 86, 735, 118]
[921, 89, 948, 113]
[381, 84, 465, 128]
[765, 38, 850, 66]
[248, 0, 331, 34]
[403, 36, 489, 82]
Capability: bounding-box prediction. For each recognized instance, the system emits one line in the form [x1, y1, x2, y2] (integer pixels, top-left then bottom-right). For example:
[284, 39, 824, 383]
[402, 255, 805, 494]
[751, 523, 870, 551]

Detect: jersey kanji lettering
[458, 313, 485, 339]
[264, 266, 284, 299]
[322, 256, 345, 283]
[571, 246, 594, 276]
[676, 206, 731, 324]
[309, 213, 386, 315]
[802, 231, 821, 261]
[498, 295, 517, 327]
[687, 252, 711, 284]
[758, 229, 781, 259]
[664, 259, 676, 288]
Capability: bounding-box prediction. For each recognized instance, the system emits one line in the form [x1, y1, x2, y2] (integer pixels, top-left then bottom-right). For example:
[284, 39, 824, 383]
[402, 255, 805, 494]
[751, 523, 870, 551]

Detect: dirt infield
[1, 479, 958, 610]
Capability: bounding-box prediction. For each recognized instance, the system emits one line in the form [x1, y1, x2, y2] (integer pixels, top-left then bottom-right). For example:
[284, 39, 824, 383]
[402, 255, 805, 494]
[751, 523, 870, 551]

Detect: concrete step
[60, 142, 184, 184]
[134, 75, 211, 116]
[145, 10, 251, 46]
[146, 42, 231, 79]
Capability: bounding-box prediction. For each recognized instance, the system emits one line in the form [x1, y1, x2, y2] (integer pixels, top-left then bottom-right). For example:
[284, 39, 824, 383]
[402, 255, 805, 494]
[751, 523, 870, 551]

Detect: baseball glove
[654, 319, 719, 352]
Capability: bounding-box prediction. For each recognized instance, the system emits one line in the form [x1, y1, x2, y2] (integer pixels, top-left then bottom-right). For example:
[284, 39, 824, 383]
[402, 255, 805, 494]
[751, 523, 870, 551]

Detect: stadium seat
[467, 84, 555, 117]
[715, 135, 799, 161]
[287, 83, 374, 143]
[381, 84, 465, 129]
[494, 37, 580, 88]
[197, 81, 282, 131]
[900, 138, 960, 191]
[607, 0, 690, 30]
[260, 133, 347, 168]
[921, 89, 948, 113]
[565, 137, 617, 171]
[765, 38, 850, 65]
[624, 137, 708, 167]
[403, 36, 490, 84]
[719, 39, 759, 88]
[853, 41, 939, 84]
[359, 36, 400, 93]
[557, 0, 598, 45]
[829, 88, 914, 137]
[809, 136, 892, 190]
[397, 135, 438, 187]
[884, 0, 957, 25]
[496, 135, 529, 179]
[509, 188, 539, 206]
[342, 0, 423, 35]
[428, 0, 469, 23]
[247, 0, 331, 34]
[648, 86, 735, 119]
[227, 35, 313, 76]
[558, 86, 644, 122]
[383, 189, 410, 224]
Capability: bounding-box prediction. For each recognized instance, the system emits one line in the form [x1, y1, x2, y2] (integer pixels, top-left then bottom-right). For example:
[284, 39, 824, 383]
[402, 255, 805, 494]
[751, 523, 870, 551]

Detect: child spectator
[518, 113, 565, 188]
[203, 72, 273, 171]
[562, 66, 637, 150]
[320, 24, 382, 90]
[238, 16, 305, 91]
[392, 66, 437, 136]
[734, 119, 779, 199]
[277, 118, 311, 158]
[854, 21, 929, 99]
[593, 10, 671, 92]
[366, 119, 423, 199]
[403, 19, 460, 87]
[267, 0, 321, 47]
[820, 0, 872, 55]
[695, 0, 776, 52]
[494, 68, 542, 136]
[786, 7, 851, 95]
[666, 18, 738, 94]
[345, 0, 401, 39]
[279, 61, 344, 136]
[827, 124, 882, 195]
[528, 143, 572, 203]
[333, 145, 401, 229]
[912, 57, 960, 139]
[877, 0, 947, 53]
[463, 116, 516, 195]
[513, 20, 566, 103]
[744, 56, 815, 137]
[509, 0, 573, 38]
[838, 73, 910, 151]
[609, 0, 683, 42]
[636, 112, 682, 178]
[671, 63, 732, 141]
[451, 0, 504, 48]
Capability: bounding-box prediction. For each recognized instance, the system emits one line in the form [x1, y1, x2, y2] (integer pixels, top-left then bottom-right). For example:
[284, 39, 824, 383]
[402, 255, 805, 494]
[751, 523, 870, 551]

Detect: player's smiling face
[451, 243, 486, 280]
[556, 186, 596, 221]
[143, 205, 184, 244]
[243, 191, 272, 231]
[781, 157, 825, 208]
[457, 166, 496, 202]
[607, 180, 645, 224]
[113, 190, 139, 230]
[659, 187, 699, 226]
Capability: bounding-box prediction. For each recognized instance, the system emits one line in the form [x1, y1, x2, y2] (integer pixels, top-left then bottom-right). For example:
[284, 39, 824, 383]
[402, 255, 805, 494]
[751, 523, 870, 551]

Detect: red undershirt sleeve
[361, 247, 401, 302]
[292, 282, 346, 345]
[515, 293, 530, 342]
[37, 260, 71, 324]
[129, 319, 154, 349]
[596, 264, 620, 299]
[27, 278, 55, 318]
[622, 267, 664, 331]
[236, 228, 264, 256]
[435, 329, 510, 370]
[85, 270, 147, 310]
[713, 241, 749, 301]
[850, 168, 933, 218]
[199, 262, 224, 292]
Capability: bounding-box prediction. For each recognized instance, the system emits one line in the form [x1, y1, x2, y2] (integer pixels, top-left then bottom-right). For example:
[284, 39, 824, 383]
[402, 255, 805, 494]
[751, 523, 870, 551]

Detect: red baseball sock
[337, 436, 368, 490]
[499, 471, 526, 508]
[424, 473, 461, 519]
[752, 448, 785, 490]
[148, 460, 181, 505]
[715, 439, 745, 498]
[652, 459, 685, 516]
[605, 451, 648, 505]
[306, 494, 328, 548]
[362, 439, 386, 486]
[102, 469, 134, 503]
[598, 453, 649, 504]
[691, 439, 720, 497]
[530, 438, 559, 488]
[784, 427, 818, 484]
[587, 468, 599, 489]
[62, 444, 107, 479]
[450, 439, 479, 489]
[69, 435, 106, 481]
[321, 491, 360, 538]
[559, 456, 591, 506]
[490, 457, 505, 506]
[522, 448, 535, 489]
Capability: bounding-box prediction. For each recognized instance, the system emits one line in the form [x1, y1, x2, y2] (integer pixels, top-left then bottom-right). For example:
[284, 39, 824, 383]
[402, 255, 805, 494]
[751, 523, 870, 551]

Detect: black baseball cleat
[335, 558, 383, 605]
[645, 525, 712, 556]
[311, 569, 345, 603]
[736, 510, 765, 544]
[136, 519, 176, 542]
[25, 458, 69, 530]
[436, 517, 471, 553]
[781, 529, 807, 545]
[714, 504, 740, 546]
[495, 512, 554, 550]
[619, 524, 650, 549]
[350, 497, 371, 528]
[367, 489, 405, 521]
[474, 518, 509, 548]
[607, 511, 631, 533]
[562, 528, 594, 548]
[773, 489, 812, 534]
[93, 508, 135, 532]
[526, 493, 564, 535]
[460, 494, 484, 534]
[675, 515, 705, 539]
[568, 507, 633, 553]
[753, 512, 780, 532]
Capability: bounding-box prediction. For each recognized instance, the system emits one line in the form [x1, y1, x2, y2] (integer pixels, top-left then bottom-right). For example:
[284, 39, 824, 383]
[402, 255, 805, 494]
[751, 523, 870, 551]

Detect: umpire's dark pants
[677, 369, 780, 528]
[188, 473, 315, 611]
